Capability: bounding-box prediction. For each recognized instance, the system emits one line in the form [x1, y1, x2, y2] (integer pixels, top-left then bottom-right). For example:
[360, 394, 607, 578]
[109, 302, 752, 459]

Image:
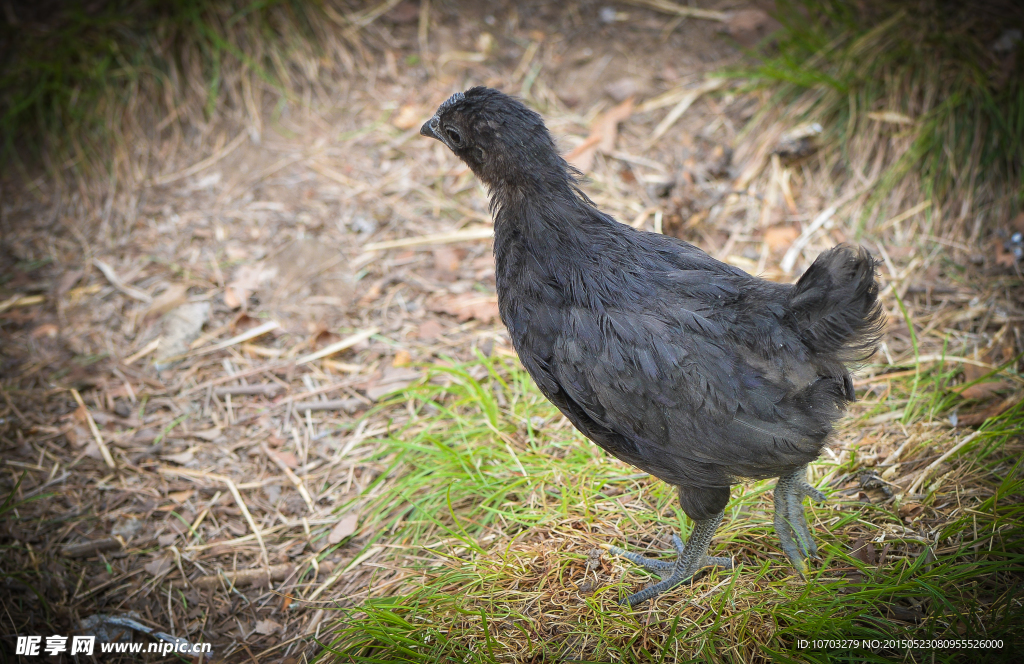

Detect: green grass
[0, 0, 327, 173]
[312, 353, 1024, 663]
[735, 0, 1024, 237]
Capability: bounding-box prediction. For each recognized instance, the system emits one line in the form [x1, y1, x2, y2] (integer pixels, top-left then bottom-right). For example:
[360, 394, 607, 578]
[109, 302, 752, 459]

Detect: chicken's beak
[420, 117, 439, 140]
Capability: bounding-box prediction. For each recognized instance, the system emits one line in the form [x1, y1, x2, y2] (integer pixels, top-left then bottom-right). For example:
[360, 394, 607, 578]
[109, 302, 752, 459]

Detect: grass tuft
[314, 354, 1024, 662]
[736, 0, 1024, 239]
[0, 0, 338, 175]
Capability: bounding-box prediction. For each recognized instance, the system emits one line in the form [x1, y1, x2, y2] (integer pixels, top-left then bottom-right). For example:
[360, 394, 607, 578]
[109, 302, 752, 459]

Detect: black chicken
[420, 87, 884, 607]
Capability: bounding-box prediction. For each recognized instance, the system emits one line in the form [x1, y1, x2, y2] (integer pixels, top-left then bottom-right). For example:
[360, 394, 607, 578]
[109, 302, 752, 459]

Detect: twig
[92, 259, 153, 303]
[70, 388, 116, 468]
[306, 545, 384, 602]
[361, 229, 493, 252]
[214, 384, 285, 397]
[292, 398, 364, 413]
[0, 294, 45, 313]
[61, 537, 123, 558]
[224, 477, 270, 568]
[296, 327, 378, 365]
[780, 204, 837, 274]
[124, 338, 161, 365]
[907, 431, 982, 495]
[152, 130, 248, 185]
[621, 0, 730, 21]
[647, 78, 728, 145]
[171, 564, 293, 590]
[0, 388, 26, 424]
[262, 444, 315, 512]
[162, 320, 280, 363]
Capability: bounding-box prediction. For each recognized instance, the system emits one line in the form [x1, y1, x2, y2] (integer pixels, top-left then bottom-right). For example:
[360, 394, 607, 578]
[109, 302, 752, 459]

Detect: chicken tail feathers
[789, 245, 885, 362]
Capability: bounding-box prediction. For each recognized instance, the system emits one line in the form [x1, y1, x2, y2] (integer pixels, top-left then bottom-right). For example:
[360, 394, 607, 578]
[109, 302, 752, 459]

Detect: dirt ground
[1, 0, 1021, 662]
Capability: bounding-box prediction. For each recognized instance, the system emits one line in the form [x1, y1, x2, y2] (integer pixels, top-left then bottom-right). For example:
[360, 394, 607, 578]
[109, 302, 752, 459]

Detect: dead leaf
[417, 319, 444, 341]
[272, 450, 298, 469]
[154, 302, 210, 366]
[994, 237, 1017, 268]
[161, 449, 195, 465]
[31, 323, 58, 339]
[365, 367, 421, 400]
[566, 97, 635, 172]
[955, 363, 1011, 399]
[393, 349, 412, 367]
[764, 225, 799, 252]
[157, 533, 178, 546]
[956, 394, 1023, 426]
[392, 104, 422, 130]
[725, 8, 781, 47]
[144, 283, 188, 319]
[429, 293, 500, 323]
[254, 619, 282, 635]
[898, 503, 924, 520]
[167, 490, 193, 504]
[327, 512, 359, 544]
[225, 263, 277, 310]
[191, 428, 222, 442]
[432, 246, 463, 280]
[144, 555, 173, 577]
[850, 537, 877, 565]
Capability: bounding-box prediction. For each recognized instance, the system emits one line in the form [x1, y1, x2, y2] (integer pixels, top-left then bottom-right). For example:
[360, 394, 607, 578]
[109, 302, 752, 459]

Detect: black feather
[421, 88, 884, 521]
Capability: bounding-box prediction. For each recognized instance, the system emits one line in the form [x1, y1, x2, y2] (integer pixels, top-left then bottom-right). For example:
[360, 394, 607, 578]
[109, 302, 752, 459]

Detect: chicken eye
[445, 126, 463, 147]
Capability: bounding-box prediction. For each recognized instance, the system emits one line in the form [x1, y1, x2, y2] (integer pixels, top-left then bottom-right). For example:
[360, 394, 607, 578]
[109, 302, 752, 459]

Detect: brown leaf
[392, 104, 423, 130]
[429, 293, 500, 323]
[994, 237, 1017, 268]
[566, 97, 635, 172]
[167, 490, 193, 504]
[254, 619, 282, 635]
[161, 449, 195, 465]
[157, 533, 178, 547]
[956, 363, 1011, 399]
[225, 264, 277, 310]
[191, 428, 222, 442]
[272, 451, 299, 469]
[393, 349, 412, 367]
[957, 381, 1011, 400]
[432, 246, 463, 280]
[144, 283, 188, 319]
[898, 503, 924, 520]
[365, 367, 421, 400]
[417, 319, 445, 341]
[956, 394, 1023, 426]
[31, 323, 58, 339]
[726, 9, 782, 47]
[327, 513, 359, 544]
[144, 555, 173, 577]
[849, 537, 877, 565]
[764, 225, 799, 252]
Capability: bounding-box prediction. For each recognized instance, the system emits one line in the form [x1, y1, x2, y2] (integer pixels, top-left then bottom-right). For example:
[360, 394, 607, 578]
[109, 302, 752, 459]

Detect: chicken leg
[773, 465, 827, 574]
[606, 513, 733, 606]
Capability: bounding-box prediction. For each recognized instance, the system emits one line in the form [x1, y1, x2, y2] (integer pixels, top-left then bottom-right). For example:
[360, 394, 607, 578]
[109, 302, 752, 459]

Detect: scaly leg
[773, 465, 827, 574]
[605, 512, 732, 606]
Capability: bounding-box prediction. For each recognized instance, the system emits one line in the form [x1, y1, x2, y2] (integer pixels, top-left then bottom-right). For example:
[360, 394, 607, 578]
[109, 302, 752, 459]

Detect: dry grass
[1, 1, 1022, 662]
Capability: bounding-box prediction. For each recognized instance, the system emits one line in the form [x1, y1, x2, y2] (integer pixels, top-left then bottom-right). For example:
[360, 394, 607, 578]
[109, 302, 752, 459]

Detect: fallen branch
[61, 537, 123, 558]
[172, 563, 294, 589]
